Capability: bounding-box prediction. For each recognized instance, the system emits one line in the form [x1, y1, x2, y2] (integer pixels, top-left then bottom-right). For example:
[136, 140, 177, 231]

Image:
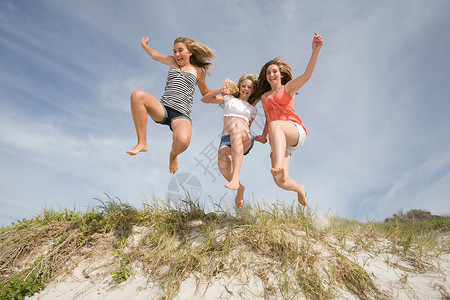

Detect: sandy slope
[25, 222, 450, 300]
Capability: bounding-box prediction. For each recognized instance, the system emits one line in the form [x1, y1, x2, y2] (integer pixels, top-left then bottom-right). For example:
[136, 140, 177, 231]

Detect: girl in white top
[201, 74, 258, 208]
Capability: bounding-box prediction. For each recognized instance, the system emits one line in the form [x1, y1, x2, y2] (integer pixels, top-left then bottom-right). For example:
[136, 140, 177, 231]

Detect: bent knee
[179, 139, 190, 150]
[174, 136, 190, 150]
[268, 121, 280, 134]
[130, 90, 146, 102]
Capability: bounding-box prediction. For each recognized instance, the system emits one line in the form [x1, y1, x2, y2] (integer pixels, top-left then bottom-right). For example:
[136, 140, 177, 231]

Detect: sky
[1, 0, 449, 226]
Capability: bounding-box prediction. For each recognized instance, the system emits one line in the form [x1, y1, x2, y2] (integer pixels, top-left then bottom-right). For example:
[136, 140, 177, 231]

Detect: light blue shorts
[219, 132, 255, 155]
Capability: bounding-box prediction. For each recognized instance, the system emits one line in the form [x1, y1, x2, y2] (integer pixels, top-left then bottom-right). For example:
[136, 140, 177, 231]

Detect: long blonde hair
[174, 37, 216, 75]
[223, 74, 259, 106]
[253, 57, 293, 103]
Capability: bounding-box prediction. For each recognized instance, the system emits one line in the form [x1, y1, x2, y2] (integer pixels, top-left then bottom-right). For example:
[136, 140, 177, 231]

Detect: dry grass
[0, 196, 448, 299]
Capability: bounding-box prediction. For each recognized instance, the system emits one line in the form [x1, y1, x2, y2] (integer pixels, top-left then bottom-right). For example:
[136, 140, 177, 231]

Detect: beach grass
[0, 195, 449, 299]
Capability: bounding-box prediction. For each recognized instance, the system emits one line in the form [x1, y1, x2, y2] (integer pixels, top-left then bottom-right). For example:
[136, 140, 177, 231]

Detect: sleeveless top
[160, 67, 198, 118]
[223, 95, 257, 124]
[262, 89, 307, 142]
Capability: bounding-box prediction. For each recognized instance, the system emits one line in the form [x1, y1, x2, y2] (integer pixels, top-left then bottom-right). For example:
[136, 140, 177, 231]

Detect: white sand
[25, 223, 450, 300]
[27, 254, 450, 299]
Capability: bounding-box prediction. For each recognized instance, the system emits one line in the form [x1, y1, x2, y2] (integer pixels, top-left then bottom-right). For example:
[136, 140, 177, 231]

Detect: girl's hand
[312, 32, 323, 52]
[221, 84, 231, 95]
[254, 135, 267, 144]
[141, 36, 149, 48]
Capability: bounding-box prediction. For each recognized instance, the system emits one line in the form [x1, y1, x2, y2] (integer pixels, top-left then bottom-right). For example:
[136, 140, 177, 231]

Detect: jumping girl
[201, 74, 258, 208]
[254, 33, 323, 206]
[126, 36, 215, 174]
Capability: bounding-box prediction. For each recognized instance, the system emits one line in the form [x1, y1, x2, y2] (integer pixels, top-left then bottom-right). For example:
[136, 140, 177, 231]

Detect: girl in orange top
[254, 33, 323, 205]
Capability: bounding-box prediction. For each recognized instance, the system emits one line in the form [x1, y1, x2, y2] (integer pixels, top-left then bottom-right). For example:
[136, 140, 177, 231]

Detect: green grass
[0, 255, 50, 299]
[0, 197, 448, 299]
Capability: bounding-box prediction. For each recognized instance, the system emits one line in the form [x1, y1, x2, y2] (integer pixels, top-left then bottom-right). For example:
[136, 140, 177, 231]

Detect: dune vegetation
[1, 195, 449, 299]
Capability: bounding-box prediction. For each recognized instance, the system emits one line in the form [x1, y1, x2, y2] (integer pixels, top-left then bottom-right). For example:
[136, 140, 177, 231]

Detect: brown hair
[174, 37, 215, 75]
[253, 57, 293, 104]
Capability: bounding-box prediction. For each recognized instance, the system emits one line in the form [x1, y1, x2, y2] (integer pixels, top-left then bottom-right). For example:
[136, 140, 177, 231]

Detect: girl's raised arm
[285, 33, 323, 95]
[141, 36, 175, 66]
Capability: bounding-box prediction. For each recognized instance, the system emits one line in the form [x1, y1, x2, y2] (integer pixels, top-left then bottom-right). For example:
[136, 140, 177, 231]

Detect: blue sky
[1, 0, 449, 226]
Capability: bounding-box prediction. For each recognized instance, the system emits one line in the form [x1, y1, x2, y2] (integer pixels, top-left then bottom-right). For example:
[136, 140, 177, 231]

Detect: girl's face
[173, 42, 192, 67]
[239, 79, 254, 101]
[266, 64, 283, 85]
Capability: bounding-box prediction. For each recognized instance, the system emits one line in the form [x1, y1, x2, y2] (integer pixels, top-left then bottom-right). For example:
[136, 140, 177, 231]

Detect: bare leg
[169, 118, 192, 174]
[218, 146, 233, 180]
[225, 123, 251, 190]
[126, 90, 165, 155]
[218, 146, 245, 208]
[268, 121, 299, 183]
[270, 151, 307, 206]
[235, 185, 245, 208]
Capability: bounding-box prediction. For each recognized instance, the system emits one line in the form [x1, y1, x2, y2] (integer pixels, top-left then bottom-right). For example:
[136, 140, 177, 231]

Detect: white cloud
[377, 151, 450, 215]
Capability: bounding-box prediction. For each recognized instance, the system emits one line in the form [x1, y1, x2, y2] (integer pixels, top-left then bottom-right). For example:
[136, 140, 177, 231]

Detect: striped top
[160, 67, 198, 118]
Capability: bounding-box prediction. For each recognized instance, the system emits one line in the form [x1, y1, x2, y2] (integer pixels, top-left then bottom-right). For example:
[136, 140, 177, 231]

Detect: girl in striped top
[126, 36, 215, 175]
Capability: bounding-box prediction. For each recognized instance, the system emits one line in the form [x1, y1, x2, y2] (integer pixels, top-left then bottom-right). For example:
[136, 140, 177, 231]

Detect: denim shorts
[286, 122, 307, 155]
[219, 132, 255, 155]
[156, 105, 191, 131]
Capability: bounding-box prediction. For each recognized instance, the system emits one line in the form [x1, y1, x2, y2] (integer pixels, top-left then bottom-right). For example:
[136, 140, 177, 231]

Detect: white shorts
[286, 122, 306, 155]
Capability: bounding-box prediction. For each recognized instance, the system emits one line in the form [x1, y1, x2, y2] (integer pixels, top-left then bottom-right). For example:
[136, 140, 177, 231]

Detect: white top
[222, 95, 257, 124]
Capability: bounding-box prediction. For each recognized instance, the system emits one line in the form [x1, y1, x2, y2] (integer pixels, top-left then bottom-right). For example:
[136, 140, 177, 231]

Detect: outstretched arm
[141, 36, 175, 66]
[285, 32, 323, 95]
[201, 84, 230, 104]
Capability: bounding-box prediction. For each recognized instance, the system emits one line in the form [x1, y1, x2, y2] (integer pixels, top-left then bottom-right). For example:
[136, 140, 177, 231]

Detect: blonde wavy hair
[223, 74, 259, 106]
[253, 57, 293, 103]
[174, 37, 216, 75]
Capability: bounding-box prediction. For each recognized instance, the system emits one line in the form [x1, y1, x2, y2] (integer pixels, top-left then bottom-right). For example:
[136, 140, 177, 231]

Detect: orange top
[262, 89, 307, 143]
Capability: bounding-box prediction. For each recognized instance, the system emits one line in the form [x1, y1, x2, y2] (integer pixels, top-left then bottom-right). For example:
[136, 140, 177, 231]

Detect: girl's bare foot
[126, 143, 148, 156]
[169, 152, 178, 174]
[298, 184, 307, 206]
[225, 178, 240, 190]
[235, 185, 245, 208]
[271, 167, 286, 183]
